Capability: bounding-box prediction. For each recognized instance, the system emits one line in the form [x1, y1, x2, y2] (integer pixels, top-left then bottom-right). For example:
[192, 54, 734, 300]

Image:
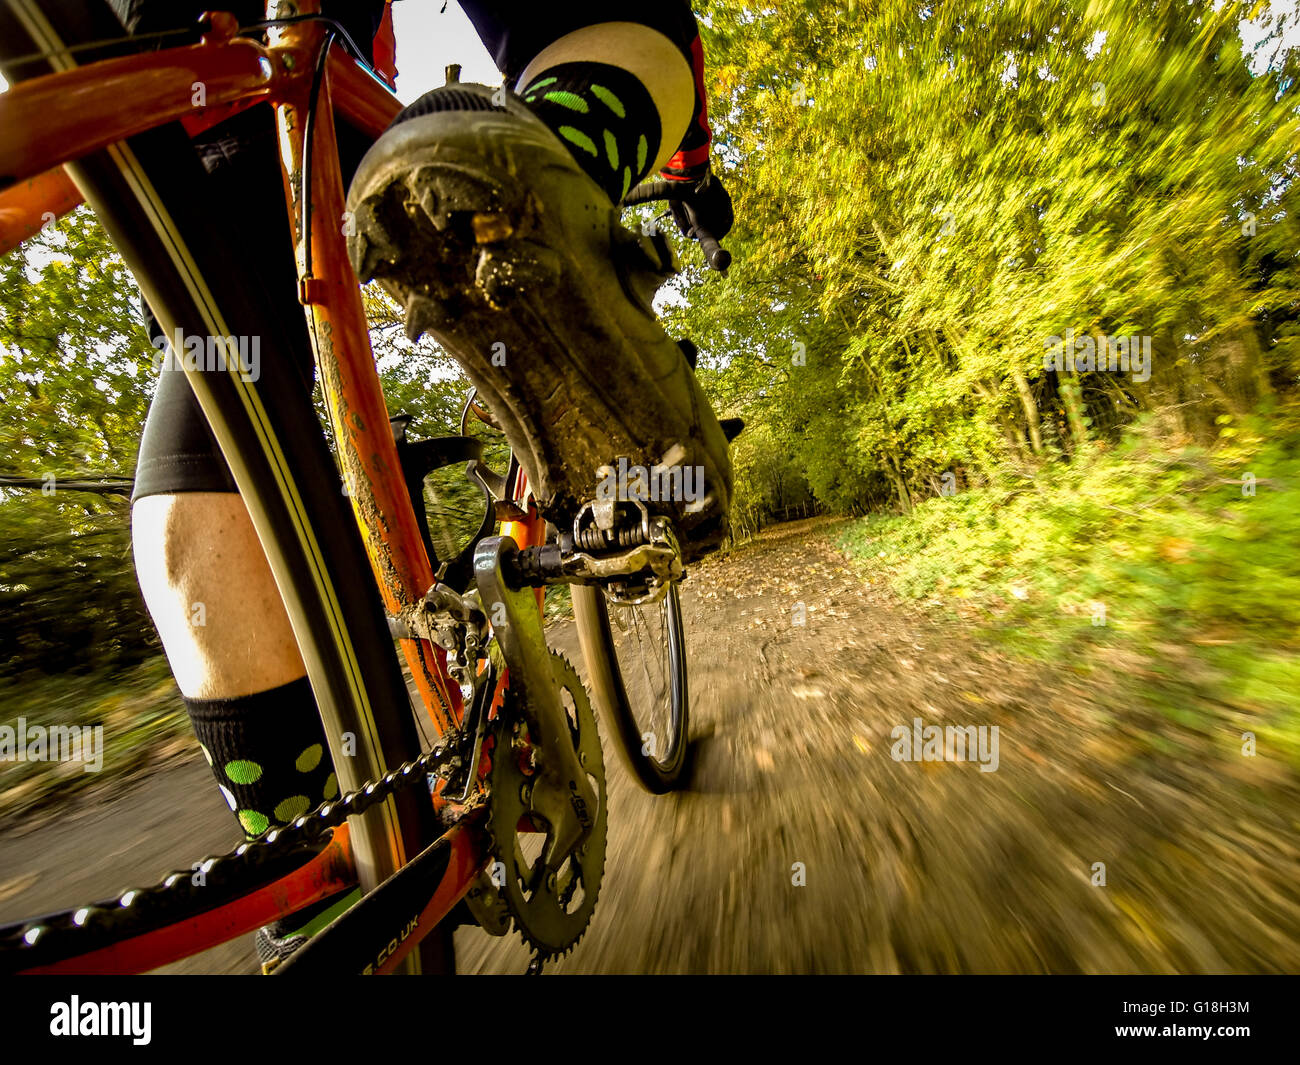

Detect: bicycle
[0, 0, 727, 974]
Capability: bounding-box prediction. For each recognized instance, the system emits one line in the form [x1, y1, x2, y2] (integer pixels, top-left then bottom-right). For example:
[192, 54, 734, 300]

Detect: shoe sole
[345, 91, 731, 556]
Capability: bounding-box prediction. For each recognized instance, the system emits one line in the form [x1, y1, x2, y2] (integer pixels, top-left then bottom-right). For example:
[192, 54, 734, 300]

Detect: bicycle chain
[0, 735, 465, 967]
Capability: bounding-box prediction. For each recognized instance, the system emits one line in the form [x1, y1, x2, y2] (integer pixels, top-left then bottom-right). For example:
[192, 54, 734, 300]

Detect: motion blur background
[1, 0, 1298, 972]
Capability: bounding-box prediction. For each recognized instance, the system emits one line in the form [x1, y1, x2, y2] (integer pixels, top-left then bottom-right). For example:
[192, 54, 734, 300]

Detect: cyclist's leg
[126, 108, 359, 961]
[129, 109, 340, 840]
[459, 5, 701, 192]
[117, 0, 417, 967]
[348, 3, 733, 554]
[132, 493, 304, 699]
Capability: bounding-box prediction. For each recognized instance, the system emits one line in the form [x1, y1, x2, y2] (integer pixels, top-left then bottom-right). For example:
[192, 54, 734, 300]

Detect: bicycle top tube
[0, 8, 400, 253]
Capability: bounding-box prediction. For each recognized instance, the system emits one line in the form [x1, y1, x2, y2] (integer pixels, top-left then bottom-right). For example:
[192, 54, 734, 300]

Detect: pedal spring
[574, 526, 608, 550]
[575, 523, 648, 551]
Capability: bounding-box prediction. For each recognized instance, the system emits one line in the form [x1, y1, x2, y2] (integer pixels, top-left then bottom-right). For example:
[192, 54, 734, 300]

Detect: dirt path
[460, 517, 1300, 973]
[3, 517, 1297, 973]
[0, 752, 253, 974]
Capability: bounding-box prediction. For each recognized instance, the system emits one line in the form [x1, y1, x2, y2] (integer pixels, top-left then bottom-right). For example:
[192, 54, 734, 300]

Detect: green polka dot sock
[184, 676, 340, 840]
[517, 62, 662, 204]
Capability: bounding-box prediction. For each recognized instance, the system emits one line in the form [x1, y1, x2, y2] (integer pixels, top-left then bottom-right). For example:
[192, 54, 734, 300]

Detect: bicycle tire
[572, 582, 689, 793]
[0, 0, 452, 972]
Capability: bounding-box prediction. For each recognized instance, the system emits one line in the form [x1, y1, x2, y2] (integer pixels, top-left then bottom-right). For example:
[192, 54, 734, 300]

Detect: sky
[390, 0, 499, 102]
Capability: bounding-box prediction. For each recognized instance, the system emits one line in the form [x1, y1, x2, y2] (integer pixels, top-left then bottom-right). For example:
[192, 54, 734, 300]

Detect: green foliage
[842, 406, 1300, 631]
[0, 205, 155, 473]
[840, 406, 1300, 765]
[0, 207, 159, 674]
[0, 657, 184, 812]
[668, 0, 1300, 529]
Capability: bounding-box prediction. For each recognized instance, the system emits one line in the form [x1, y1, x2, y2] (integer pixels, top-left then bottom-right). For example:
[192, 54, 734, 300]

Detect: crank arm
[473, 535, 597, 870]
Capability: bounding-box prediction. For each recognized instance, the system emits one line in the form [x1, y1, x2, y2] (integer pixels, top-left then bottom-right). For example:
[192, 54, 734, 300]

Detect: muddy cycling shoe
[345, 84, 732, 559]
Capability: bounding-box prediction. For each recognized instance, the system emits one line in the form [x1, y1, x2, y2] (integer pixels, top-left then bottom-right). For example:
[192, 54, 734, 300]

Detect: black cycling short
[127, 1, 702, 502]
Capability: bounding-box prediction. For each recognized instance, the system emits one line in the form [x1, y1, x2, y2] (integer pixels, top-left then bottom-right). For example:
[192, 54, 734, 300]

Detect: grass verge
[0, 655, 189, 816]
[840, 406, 1300, 770]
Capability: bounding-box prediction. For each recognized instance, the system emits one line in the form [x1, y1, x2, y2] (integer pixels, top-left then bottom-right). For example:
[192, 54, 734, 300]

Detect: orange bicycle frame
[0, 4, 542, 972]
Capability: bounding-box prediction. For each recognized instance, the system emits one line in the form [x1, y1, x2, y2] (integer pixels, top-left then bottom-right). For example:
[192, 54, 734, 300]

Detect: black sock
[518, 62, 662, 203]
[185, 676, 340, 839]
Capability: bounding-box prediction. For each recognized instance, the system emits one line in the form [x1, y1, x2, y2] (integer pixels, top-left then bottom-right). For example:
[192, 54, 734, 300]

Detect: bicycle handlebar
[622, 179, 680, 206]
[623, 179, 732, 275]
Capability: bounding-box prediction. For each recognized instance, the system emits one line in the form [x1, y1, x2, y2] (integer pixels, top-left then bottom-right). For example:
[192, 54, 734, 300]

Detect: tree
[666, 0, 1299, 521]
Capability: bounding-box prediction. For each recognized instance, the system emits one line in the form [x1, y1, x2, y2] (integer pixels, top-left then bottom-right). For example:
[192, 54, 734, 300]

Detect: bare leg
[132, 492, 305, 699]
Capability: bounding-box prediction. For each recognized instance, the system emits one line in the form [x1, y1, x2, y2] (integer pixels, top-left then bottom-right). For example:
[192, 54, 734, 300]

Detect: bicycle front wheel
[572, 582, 689, 793]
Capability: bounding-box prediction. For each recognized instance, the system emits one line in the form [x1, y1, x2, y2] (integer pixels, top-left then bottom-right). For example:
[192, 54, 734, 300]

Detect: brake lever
[668, 200, 731, 274]
[690, 222, 731, 273]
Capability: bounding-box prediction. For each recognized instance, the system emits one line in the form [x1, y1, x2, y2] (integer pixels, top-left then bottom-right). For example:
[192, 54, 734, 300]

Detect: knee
[132, 491, 252, 589]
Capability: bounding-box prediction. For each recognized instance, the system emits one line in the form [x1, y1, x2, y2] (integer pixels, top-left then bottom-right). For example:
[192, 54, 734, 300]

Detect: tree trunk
[1009, 363, 1044, 454]
[1058, 373, 1088, 455]
[888, 453, 913, 514]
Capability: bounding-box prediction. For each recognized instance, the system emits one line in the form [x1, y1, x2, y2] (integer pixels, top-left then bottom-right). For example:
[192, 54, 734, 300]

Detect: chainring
[484, 651, 607, 958]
